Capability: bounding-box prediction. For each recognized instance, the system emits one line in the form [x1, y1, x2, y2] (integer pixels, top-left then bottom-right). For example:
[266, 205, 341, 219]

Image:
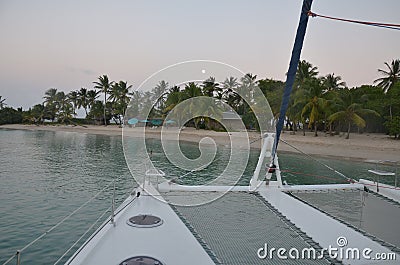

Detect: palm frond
[351, 113, 366, 128]
[328, 111, 346, 123]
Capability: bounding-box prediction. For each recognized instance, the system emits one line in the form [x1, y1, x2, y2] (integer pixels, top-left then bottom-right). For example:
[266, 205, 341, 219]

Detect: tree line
[261, 59, 399, 139]
[0, 59, 399, 139]
[0, 75, 133, 126]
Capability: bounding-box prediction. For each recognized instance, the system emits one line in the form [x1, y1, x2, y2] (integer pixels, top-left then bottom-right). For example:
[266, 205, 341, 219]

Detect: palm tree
[235, 74, 257, 116]
[93, 75, 113, 125]
[222, 77, 240, 108]
[241, 73, 257, 98]
[322, 73, 346, 91]
[174, 82, 203, 127]
[168, 85, 180, 94]
[202, 77, 221, 98]
[374, 59, 400, 93]
[68, 91, 79, 117]
[109, 81, 132, 105]
[241, 73, 257, 88]
[298, 78, 326, 136]
[30, 104, 45, 124]
[295, 60, 319, 89]
[0, 96, 6, 109]
[222, 77, 239, 94]
[289, 90, 307, 134]
[116, 81, 133, 111]
[43, 88, 58, 122]
[323, 90, 342, 135]
[55, 91, 74, 123]
[182, 82, 203, 99]
[78, 88, 89, 117]
[87, 89, 100, 110]
[43, 88, 58, 105]
[164, 88, 181, 113]
[374, 59, 400, 119]
[192, 97, 224, 130]
[127, 90, 143, 118]
[328, 90, 380, 139]
[152, 80, 169, 113]
[282, 61, 320, 133]
[257, 78, 284, 119]
[109, 81, 133, 124]
[88, 100, 105, 125]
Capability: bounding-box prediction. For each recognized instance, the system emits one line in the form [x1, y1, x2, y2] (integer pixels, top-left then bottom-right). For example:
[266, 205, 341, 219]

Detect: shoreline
[1, 124, 399, 163]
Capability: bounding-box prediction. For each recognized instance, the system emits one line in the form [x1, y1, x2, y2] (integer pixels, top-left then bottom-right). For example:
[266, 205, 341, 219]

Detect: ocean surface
[0, 129, 398, 264]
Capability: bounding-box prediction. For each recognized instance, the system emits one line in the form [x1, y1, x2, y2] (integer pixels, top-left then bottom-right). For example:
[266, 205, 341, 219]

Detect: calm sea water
[0, 129, 397, 264]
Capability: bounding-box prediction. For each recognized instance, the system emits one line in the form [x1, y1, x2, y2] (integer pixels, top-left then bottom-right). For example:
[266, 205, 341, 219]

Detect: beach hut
[221, 111, 243, 131]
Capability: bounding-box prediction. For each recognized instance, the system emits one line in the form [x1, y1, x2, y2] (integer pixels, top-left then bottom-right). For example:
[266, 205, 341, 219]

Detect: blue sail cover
[271, 0, 314, 161]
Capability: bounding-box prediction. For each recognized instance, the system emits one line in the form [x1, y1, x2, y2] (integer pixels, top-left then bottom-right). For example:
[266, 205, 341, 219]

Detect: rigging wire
[280, 139, 355, 183]
[281, 169, 347, 183]
[53, 205, 112, 265]
[280, 139, 400, 191]
[168, 135, 263, 182]
[1, 173, 132, 265]
[308, 11, 400, 31]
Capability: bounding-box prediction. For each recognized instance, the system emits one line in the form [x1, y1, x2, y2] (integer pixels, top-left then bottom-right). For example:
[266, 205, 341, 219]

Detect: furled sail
[270, 0, 314, 165]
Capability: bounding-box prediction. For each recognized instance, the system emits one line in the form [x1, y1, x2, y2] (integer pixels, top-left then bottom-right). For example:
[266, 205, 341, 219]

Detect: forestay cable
[308, 11, 400, 31]
[280, 138, 355, 183]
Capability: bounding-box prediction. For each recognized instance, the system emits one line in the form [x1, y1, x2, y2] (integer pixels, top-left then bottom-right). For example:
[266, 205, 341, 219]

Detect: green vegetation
[0, 107, 22, 125]
[385, 116, 400, 139]
[0, 95, 6, 109]
[93, 75, 113, 126]
[1, 59, 399, 140]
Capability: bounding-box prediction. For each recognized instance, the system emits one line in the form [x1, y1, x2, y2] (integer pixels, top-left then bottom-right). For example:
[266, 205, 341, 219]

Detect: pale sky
[0, 0, 399, 109]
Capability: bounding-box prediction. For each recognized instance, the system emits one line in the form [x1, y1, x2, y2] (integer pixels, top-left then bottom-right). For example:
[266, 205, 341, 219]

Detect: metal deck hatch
[119, 256, 164, 265]
[126, 214, 163, 228]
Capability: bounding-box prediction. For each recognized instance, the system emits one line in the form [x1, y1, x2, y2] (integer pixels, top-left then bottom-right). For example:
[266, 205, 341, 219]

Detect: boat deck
[165, 191, 332, 264]
[66, 183, 400, 265]
[292, 189, 400, 249]
[66, 184, 215, 265]
[259, 188, 400, 264]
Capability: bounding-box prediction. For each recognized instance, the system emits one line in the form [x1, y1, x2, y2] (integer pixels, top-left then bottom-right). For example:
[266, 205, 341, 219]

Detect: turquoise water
[0, 129, 133, 264]
[0, 129, 398, 264]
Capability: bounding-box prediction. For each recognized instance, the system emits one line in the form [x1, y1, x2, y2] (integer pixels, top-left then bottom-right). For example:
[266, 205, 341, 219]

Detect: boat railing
[1, 177, 133, 265]
[54, 205, 112, 264]
[367, 160, 398, 189]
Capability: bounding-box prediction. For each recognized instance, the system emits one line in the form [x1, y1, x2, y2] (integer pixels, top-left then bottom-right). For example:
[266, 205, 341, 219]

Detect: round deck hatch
[119, 256, 164, 265]
[127, 214, 163, 228]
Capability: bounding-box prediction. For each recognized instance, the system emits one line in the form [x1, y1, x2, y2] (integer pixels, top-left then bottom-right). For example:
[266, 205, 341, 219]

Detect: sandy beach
[1, 124, 399, 162]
